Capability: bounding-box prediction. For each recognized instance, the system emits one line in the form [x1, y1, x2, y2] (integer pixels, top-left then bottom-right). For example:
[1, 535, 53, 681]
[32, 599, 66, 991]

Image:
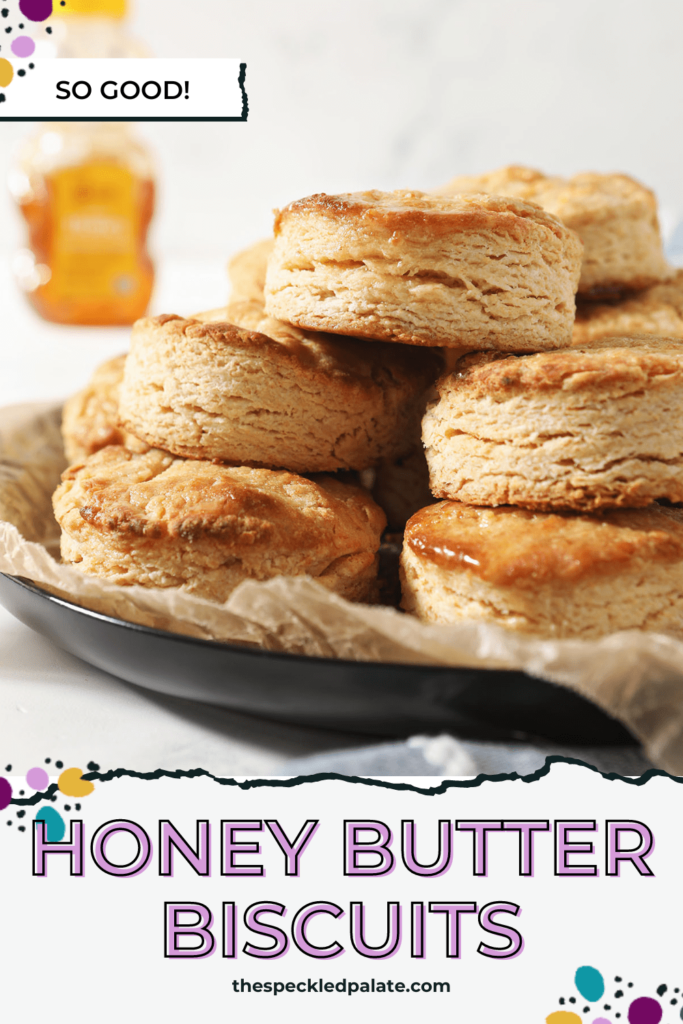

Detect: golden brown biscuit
[227, 238, 274, 303]
[400, 501, 683, 638]
[119, 308, 441, 473]
[435, 166, 672, 294]
[422, 336, 683, 511]
[61, 355, 148, 463]
[367, 447, 435, 531]
[573, 270, 683, 345]
[264, 189, 582, 350]
[53, 446, 386, 603]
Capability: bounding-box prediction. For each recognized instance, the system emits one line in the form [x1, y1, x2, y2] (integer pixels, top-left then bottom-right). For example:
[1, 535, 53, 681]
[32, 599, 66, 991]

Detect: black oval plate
[0, 573, 634, 745]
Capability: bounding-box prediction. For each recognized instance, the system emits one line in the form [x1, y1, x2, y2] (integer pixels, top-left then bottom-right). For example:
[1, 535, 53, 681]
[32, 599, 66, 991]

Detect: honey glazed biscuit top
[400, 502, 683, 638]
[264, 189, 583, 350]
[403, 502, 683, 587]
[53, 446, 387, 603]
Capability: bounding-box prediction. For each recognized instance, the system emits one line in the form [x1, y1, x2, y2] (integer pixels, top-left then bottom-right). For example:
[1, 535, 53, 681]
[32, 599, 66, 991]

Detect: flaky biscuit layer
[423, 336, 683, 510]
[61, 355, 148, 463]
[264, 189, 582, 350]
[119, 308, 440, 473]
[435, 165, 672, 294]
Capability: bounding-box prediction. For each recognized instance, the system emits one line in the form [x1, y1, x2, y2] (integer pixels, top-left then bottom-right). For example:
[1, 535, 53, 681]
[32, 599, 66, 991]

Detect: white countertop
[0, 259, 364, 775]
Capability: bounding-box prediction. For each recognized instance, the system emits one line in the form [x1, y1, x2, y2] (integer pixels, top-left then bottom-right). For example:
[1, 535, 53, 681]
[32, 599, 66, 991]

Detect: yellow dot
[0, 58, 14, 88]
[546, 1013, 583, 1024]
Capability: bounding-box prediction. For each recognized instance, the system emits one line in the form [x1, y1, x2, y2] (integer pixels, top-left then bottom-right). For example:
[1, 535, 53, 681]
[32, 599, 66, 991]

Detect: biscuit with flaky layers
[227, 238, 274, 303]
[435, 165, 672, 294]
[119, 306, 441, 473]
[573, 270, 683, 345]
[61, 355, 148, 464]
[264, 189, 582, 350]
[423, 336, 683, 511]
[400, 501, 683, 639]
[53, 446, 386, 604]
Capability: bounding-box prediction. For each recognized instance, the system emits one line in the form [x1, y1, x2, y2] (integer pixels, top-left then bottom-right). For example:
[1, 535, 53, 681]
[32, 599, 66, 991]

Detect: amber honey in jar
[10, 122, 155, 325]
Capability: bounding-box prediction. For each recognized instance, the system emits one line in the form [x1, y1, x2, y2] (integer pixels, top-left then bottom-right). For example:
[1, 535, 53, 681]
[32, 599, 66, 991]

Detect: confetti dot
[547, 1014, 582, 1024]
[35, 806, 65, 842]
[55, 760, 63, 769]
[0, 93, 5, 102]
[87, 761, 100, 772]
[0, 777, 12, 810]
[19, 0, 53, 21]
[17, 68, 25, 75]
[576, 968, 606, 1003]
[26, 767, 49, 791]
[0, 9, 8, 17]
[592, 1019, 612, 1024]
[627, 998, 662, 1024]
[57, 767, 94, 798]
[5, 764, 11, 771]
[11, 35, 35, 57]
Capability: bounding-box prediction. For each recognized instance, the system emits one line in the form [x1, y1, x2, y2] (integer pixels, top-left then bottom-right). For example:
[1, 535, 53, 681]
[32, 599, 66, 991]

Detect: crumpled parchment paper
[2, 401, 683, 773]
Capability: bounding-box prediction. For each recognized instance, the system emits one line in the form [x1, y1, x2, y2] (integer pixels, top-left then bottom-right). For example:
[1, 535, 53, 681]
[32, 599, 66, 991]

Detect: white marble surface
[1, 0, 678, 772]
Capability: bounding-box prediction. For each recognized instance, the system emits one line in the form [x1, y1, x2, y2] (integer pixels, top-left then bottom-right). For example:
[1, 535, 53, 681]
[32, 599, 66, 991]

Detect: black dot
[0, 93, 5, 103]
[6, 819, 11, 825]
[5, 764, 11, 771]
[658, 985, 668, 997]
[64, 804, 71, 812]
[18, 22, 23, 27]
[583, 1008, 590, 1014]
[55, 761, 63, 769]
[75, 803, 81, 811]
[0, 8, 7, 16]
[28, 62, 33, 68]
[615, 977, 622, 982]
[18, 826, 25, 832]
[628, 983, 633, 988]
[4, 26, 11, 33]
[19, 790, 24, 795]
[569, 998, 576, 1004]
[615, 990, 624, 998]
[676, 989, 680, 994]
[87, 761, 100, 772]
[45, 758, 51, 764]
[17, 68, 25, 76]
[604, 1007, 611, 1012]
[51, 795, 57, 802]
[672, 999, 678, 1005]
[16, 810, 25, 819]
[559, 998, 565, 1005]
[46, 25, 52, 32]
[616, 1015, 621, 1019]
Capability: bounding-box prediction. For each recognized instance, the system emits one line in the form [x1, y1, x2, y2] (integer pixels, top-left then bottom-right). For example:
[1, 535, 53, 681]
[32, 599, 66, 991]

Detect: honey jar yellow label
[48, 162, 141, 301]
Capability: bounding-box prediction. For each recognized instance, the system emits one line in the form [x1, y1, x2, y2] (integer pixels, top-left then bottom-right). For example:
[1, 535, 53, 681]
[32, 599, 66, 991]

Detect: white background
[0, 763, 677, 1024]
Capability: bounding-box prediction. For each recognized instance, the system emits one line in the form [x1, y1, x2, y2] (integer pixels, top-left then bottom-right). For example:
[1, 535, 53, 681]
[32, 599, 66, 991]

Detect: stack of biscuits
[435, 163, 683, 345]
[56, 178, 683, 641]
[402, 169, 683, 638]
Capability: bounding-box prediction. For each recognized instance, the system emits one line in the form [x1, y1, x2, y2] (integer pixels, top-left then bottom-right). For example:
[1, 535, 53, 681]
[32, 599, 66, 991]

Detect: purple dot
[18, 0, 52, 21]
[26, 766, 49, 791]
[0, 777, 12, 810]
[11, 34, 35, 56]
[592, 1019, 612, 1024]
[628, 998, 663, 1024]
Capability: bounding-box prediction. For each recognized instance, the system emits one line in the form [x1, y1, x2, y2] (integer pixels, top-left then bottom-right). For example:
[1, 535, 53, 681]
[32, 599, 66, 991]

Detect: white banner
[0, 760, 679, 1023]
[0, 58, 247, 120]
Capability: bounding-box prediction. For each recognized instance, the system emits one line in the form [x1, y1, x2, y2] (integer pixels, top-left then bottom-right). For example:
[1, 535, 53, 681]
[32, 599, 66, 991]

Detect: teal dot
[575, 966, 605, 1002]
[35, 806, 65, 841]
